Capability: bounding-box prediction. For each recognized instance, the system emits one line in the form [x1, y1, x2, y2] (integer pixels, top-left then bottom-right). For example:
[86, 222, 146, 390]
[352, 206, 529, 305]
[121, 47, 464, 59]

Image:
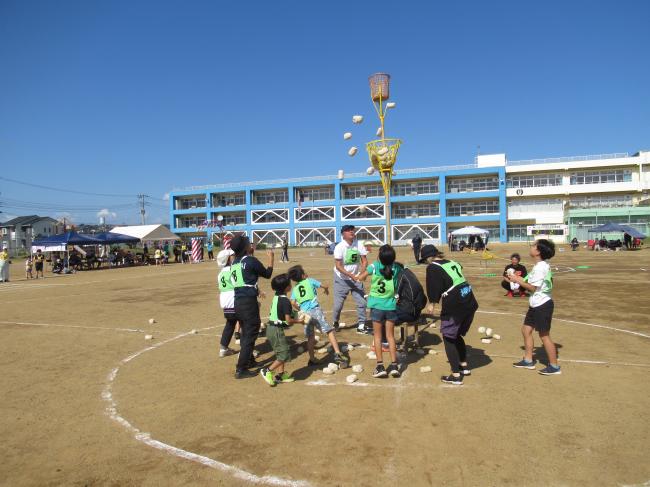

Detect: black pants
[501, 280, 511, 292]
[234, 296, 261, 371]
[208, 250, 214, 260]
[220, 313, 238, 349]
[281, 249, 289, 262]
[443, 335, 467, 373]
[413, 246, 421, 263]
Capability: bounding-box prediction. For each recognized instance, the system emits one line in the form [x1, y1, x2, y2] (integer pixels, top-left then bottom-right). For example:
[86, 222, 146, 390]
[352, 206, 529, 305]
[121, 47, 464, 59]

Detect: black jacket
[396, 267, 427, 318]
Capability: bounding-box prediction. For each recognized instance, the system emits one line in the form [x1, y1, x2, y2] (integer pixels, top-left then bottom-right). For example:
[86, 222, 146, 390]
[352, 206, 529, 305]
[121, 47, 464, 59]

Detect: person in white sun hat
[217, 248, 241, 357]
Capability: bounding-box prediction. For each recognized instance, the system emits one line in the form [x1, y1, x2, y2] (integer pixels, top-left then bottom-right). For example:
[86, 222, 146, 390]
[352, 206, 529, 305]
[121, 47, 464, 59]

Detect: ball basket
[366, 138, 402, 172]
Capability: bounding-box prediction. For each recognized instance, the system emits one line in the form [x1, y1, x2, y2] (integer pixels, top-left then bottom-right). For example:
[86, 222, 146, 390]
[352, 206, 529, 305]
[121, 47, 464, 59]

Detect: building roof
[0, 215, 58, 227]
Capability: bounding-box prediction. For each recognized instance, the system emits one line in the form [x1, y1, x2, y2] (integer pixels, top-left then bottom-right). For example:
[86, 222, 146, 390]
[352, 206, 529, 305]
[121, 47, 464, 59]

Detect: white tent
[451, 226, 490, 236]
[109, 225, 180, 242]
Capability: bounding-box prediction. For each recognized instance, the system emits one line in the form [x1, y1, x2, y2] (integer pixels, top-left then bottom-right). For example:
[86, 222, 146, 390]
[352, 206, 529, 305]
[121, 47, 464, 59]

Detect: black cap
[230, 235, 250, 254]
[419, 244, 440, 261]
[341, 225, 356, 233]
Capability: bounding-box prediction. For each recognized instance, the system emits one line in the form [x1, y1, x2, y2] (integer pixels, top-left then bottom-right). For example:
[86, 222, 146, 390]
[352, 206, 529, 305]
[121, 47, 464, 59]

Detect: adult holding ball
[332, 225, 371, 334]
[501, 253, 527, 297]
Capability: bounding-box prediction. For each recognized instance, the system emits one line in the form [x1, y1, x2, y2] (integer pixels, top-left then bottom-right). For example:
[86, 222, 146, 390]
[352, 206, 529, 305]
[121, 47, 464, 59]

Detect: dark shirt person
[230, 236, 274, 379]
[412, 234, 422, 263]
[502, 253, 527, 297]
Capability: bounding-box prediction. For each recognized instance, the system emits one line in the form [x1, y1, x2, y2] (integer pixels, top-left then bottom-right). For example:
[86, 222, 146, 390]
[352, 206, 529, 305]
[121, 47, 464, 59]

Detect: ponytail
[378, 244, 396, 280]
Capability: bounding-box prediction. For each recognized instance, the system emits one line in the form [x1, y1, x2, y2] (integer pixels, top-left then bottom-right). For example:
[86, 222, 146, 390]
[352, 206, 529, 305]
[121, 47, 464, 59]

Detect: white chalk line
[476, 310, 650, 339]
[102, 325, 310, 487]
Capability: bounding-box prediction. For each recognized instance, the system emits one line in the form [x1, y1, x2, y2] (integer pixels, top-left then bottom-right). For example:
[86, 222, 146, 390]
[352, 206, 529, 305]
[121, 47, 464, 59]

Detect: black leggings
[235, 297, 261, 371]
[443, 335, 467, 373]
[501, 280, 511, 292]
[220, 314, 238, 349]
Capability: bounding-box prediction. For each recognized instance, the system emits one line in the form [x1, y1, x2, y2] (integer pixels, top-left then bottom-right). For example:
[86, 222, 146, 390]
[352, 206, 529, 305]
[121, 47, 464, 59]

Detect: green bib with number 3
[295, 279, 316, 304]
[370, 266, 395, 298]
[344, 247, 360, 265]
[218, 268, 235, 292]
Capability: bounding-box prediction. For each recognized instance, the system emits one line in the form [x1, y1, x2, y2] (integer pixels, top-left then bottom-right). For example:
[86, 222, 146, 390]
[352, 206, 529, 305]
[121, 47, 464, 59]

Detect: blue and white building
[169, 150, 650, 246]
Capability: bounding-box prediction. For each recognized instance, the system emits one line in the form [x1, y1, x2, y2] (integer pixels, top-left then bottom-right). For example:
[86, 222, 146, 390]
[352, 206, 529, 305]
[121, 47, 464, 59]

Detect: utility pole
[138, 194, 148, 225]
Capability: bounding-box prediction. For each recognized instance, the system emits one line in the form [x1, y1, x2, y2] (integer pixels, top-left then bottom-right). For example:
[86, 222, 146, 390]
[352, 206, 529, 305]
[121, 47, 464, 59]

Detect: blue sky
[0, 0, 648, 225]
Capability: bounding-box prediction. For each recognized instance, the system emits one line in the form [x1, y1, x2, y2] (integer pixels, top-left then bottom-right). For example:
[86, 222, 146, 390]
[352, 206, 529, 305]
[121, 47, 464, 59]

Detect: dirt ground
[1, 243, 649, 487]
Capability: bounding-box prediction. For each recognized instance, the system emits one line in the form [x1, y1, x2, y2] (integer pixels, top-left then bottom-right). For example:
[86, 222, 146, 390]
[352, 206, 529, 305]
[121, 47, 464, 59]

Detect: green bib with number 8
[230, 262, 244, 288]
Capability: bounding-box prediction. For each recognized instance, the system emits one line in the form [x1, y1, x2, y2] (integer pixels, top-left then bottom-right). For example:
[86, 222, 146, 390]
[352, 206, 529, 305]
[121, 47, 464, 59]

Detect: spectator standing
[411, 233, 422, 263]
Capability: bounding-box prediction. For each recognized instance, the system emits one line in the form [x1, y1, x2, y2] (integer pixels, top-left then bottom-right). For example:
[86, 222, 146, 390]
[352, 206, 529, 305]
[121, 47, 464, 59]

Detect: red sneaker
[506, 291, 514, 297]
[518, 291, 527, 297]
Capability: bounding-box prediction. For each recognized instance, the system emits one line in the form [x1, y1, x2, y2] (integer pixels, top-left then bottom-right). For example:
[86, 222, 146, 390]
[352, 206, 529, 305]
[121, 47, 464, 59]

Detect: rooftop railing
[506, 152, 630, 166]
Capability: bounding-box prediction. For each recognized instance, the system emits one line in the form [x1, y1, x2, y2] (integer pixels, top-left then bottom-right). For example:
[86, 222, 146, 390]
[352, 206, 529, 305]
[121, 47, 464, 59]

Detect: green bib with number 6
[295, 279, 316, 304]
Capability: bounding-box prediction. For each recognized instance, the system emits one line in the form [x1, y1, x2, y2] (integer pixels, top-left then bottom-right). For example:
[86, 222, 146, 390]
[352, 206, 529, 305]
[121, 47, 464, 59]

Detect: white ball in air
[343, 132, 352, 140]
[376, 127, 383, 137]
[366, 167, 375, 175]
[348, 147, 358, 157]
[352, 115, 364, 124]
[386, 102, 396, 109]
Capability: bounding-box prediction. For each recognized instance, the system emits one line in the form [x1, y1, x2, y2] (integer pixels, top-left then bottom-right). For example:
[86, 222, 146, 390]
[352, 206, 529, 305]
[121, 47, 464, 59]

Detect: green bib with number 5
[344, 247, 360, 265]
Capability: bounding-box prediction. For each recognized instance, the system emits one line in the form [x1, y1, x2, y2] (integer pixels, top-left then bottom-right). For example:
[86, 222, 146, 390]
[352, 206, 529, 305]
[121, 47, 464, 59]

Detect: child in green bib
[355, 244, 402, 378]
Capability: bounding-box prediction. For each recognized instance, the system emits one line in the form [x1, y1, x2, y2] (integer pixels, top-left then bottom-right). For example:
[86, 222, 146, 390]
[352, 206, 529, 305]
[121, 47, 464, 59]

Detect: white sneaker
[219, 348, 235, 358]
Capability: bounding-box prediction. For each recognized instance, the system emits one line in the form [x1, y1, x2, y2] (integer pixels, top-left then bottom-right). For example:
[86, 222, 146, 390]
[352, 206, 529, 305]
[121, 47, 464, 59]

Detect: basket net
[366, 138, 401, 172]
[369, 73, 390, 102]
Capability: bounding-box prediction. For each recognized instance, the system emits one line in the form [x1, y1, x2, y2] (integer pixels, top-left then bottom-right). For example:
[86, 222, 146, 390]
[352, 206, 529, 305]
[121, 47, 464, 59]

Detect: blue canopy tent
[93, 232, 140, 245]
[32, 231, 102, 246]
[619, 225, 646, 239]
[587, 222, 628, 233]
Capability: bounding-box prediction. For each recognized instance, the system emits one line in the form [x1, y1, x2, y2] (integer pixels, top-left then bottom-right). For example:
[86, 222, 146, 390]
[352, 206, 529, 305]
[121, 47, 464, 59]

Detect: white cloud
[162, 193, 170, 201]
[97, 208, 117, 220]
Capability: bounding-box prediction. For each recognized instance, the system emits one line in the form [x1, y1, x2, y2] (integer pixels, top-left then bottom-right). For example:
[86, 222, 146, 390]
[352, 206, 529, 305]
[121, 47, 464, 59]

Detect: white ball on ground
[481, 338, 492, 344]
[235, 339, 241, 345]
[366, 351, 377, 360]
[348, 147, 358, 157]
[343, 132, 352, 140]
[144, 334, 154, 340]
[148, 318, 156, 325]
[429, 323, 437, 329]
[346, 374, 358, 384]
[327, 362, 339, 371]
[314, 335, 320, 342]
[428, 349, 438, 355]
[323, 367, 335, 375]
[352, 115, 364, 124]
[317, 347, 328, 354]
[493, 334, 501, 340]
[352, 364, 364, 373]
[190, 329, 198, 334]
[478, 326, 486, 334]
[420, 365, 432, 373]
[346, 344, 354, 351]
[485, 328, 493, 337]
[339, 322, 347, 328]
[252, 350, 260, 357]
[297, 346, 305, 354]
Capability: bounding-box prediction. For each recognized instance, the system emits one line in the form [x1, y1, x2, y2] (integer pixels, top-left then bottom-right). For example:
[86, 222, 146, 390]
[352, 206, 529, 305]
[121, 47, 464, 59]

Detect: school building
[168, 150, 650, 246]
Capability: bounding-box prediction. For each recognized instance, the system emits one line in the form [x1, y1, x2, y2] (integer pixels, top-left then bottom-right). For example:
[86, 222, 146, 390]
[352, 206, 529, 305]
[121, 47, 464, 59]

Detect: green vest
[269, 295, 289, 326]
[295, 279, 316, 304]
[218, 268, 235, 292]
[344, 247, 360, 265]
[369, 262, 397, 299]
[433, 260, 466, 287]
[230, 256, 251, 289]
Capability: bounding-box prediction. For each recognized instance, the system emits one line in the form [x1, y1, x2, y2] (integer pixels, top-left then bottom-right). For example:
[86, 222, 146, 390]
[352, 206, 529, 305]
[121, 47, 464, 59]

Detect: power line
[0, 176, 139, 198]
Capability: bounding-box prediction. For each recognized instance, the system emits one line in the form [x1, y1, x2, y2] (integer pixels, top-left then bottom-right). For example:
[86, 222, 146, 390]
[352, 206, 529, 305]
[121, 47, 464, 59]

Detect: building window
[341, 183, 383, 199]
[569, 194, 633, 209]
[447, 200, 500, 217]
[506, 173, 563, 188]
[175, 216, 206, 228]
[447, 176, 498, 193]
[175, 196, 207, 210]
[211, 192, 245, 207]
[507, 198, 563, 215]
[251, 209, 289, 223]
[393, 180, 439, 196]
[392, 202, 439, 218]
[295, 186, 335, 202]
[252, 189, 289, 205]
[294, 206, 335, 222]
[570, 169, 632, 185]
[214, 212, 246, 225]
[507, 224, 529, 242]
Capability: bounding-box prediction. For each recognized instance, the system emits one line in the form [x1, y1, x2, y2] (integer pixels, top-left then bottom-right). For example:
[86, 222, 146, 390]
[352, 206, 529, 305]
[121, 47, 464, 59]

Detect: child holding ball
[508, 239, 561, 375]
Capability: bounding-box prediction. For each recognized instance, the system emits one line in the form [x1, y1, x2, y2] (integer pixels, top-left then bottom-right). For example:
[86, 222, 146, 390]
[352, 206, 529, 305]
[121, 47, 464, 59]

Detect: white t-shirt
[333, 239, 368, 280]
[527, 260, 552, 308]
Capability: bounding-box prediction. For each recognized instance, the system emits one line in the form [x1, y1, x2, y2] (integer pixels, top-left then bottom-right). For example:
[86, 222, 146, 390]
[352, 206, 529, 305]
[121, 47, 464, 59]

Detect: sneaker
[356, 326, 367, 335]
[260, 368, 277, 386]
[234, 369, 257, 379]
[518, 291, 527, 297]
[307, 358, 322, 367]
[245, 359, 260, 370]
[372, 364, 388, 378]
[538, 365, 562, 376]
[459, 364, 471, 376]
[219, 348, 236, 358]
[513, 359, 537, 369]
[386, 363, 401, 378]
[234, 332, 241, 340]
[333, 321, 340, 331]
[441, 374, 463, 385]
[334, 353, 349, 369]
[506, 291, 514, 297]
[275, 372, 295, 383]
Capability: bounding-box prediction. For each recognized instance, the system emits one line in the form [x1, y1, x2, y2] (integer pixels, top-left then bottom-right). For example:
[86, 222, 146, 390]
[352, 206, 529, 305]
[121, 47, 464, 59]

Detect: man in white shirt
[332, 225, 370, 334]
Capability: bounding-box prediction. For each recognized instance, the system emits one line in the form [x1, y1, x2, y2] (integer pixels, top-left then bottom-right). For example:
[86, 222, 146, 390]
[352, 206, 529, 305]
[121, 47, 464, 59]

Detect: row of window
[570, 169, 632, 185]
[569, 194, 633, 209]
[507, 174, 563, 188]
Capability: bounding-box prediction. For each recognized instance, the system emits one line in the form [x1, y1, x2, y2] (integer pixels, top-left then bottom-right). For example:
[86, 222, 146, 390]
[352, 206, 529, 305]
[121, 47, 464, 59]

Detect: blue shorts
[303, 306, 334, 337]
[370, 308, 398, 323]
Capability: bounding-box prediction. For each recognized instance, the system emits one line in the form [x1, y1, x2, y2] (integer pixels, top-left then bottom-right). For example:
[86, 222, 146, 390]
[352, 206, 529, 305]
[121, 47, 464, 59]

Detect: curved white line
[101, 326, 311, 487]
